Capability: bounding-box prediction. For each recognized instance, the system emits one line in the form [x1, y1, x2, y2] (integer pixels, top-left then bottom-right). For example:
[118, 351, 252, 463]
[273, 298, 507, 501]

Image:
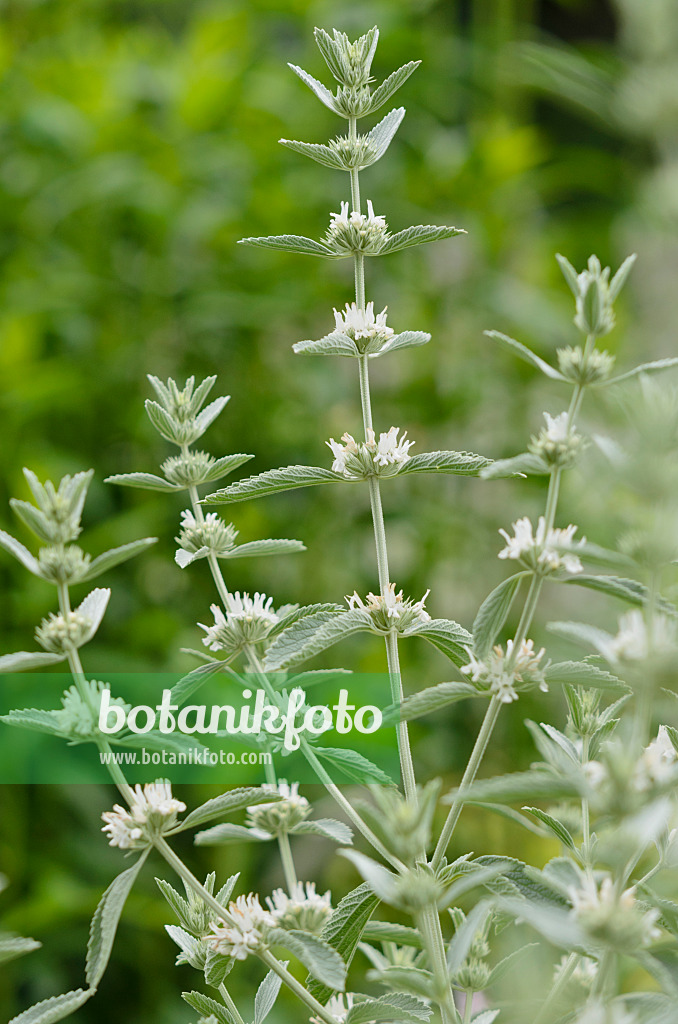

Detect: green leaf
[307, 882, 380, 1004]
[294, 332, 360, 358]
[374, 331, 431, 357]
[223, 538, 306, 559]
[446, 900, 493, 975]
[8, 501, 54, 543]
[238, 234, 337, 257]
[195, 823, 272, 845]
[104, 472, 179, 492]
[169, 659, 232, 706]
[177, 788, 282, 832]
[0, 651, 66, 672]
[496, 896, 585, 950]
[204, 947, 235, 988]
[264, 610, 373, 671]
[0, 934, 41, 966]
[485, 943, 540, 987]
[378, 225, 465, 256]
[267, 603, 345, 640]
[288, 64, 339, 114]
[277, 667, 353, 691]
[182, 991, 234, 1024]
[314, 746, 395, 786]
[402, 619, 473, 667]
[365, 965, 432, 999]
[144, 399, 182, 443]
[193, 395, 230, 438]
[290, 818, 353, 844]
[8, 990, 94, 1024]
[366, 106, 405, 161]
[79, 538, 157, 582]
[202, 454, 255, 484]
[544, 660, 626, 691]
[86, 851, 149, 988]
[439, 863, 510, 908]
[480, 452, 549, 479]
[562, 574, 675, 613]
[254, 966, 285, 1024]
[484, 330, 566, 380]
[449, 769, 582, 805]
[0, 530, 40, 575]
[338, 851, 400, 905]
[268, 928, 346, 990]
[397, 450, 492, 477]
[361, 921, 423, 948]
[368, 62, 421, 113]
[472, 573, 528, 658]
[606, 357, 678, 386]
[555, 252, 579, 295]
[279, 138, 346, 170]
[465, 802, 547, 837]
[0, 708, 67, 737]
[382, 682, 479, 725]
[346, 995, 427, 1024]
[203, 465, 343, 505]
[623, 993, 678, 1024]
[522, 808, 576, 852]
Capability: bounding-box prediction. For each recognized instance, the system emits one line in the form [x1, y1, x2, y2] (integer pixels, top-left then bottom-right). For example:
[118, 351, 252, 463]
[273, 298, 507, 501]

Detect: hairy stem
[532, 952, 579, 1024]
[418, 904, 462, 1024]
[277, 831, 298, 891]
[219, 983, 246, 1024]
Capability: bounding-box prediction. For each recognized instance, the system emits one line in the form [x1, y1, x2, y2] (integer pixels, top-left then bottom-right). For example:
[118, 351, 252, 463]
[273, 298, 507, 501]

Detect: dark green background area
[1, 0, 676, 1020]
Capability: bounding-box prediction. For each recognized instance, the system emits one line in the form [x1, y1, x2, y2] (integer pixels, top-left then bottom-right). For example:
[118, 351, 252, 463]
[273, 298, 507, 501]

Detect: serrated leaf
[195, 823, 272, 845]
[202, 454, 255, 484]
[522, 808, 576, 851]
[307, 882, 380, 1003]
[374, 331, 431, 357]
[402, 619, 473, 667]
[193, 395, 230, 438]
[290, 818, 353, 844]
[397, 450, 491, 477]
[238, 234, 337, 257]
[361, 921, 423, 948]
[0, 651, 66, 672]
[382, 682, 479, 725]
[606, 357, 678, 386]
[177, 788, 282, 832]
[203, 465, 342, 505]
[145, 399, 181, 443]
[8, 501, 54, 543]
[544, 660, 626, 691]
[268, 928, 346, 990]
[338, 851, 400, 905]
[368, 61, 421, 113]
[448, 769, 582, 805]
[104, 472, 179, 492]
[169, 659, 232, 706]
[480, 452, 550, 479]
[346, 995, 426, 1024]
[254, 965, 285, 1024]
[0, 934, 41, 965]
[182, 991, 234, 1024]
[0, 530, 40, 575]
[8, 990, 94, 1024]
[267, 603, 345, 640]
[294, 332, 360, 358]
[367, 108, 406, 161]
[79, 538, 157, 582]
[439, 863, 510, 909]
[485, 330, 566, 380]
[279, 138, 346, 170]
[277, 667, 353, 691]
[379, 225, 465, 255]
[204, 946, 234, 987]
[288, 63, 339, 114]
[86, 851, 148, 988]
[470, 1012, 500, 1024]
[0, 708, 67, 737]
[264, 610, 373, 671]
[473, 573, 528, 658]
[562, 574, 675, 613]
[314, 746, 395, 786]
[223, 538, 306, 559]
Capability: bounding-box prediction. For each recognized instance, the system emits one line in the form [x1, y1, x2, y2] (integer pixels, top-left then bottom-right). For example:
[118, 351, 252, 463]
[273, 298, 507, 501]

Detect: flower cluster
[146, 374, 228, 447]
[334, 301, 394, 348]
[162, 450, 217, 486]
[327, 426, 414, 479]
[529, 412, 585, 468]
[207, 894, 275, 960]
[101, 782, 186, 849]
[498, 516, 586, 575]
[596, 609, 676, 666]
[346, 582, 430, 633]
[569, 876, 661, 951]
[36, 544, 91, 583]
[461, 639, 548, 704]
[634, 727, 677, 790]
[200, 594, 279, 655]
[324, 200, 390, 255]
[55, 681, 129, 739]
[326, 133, 379, 169]
[557, 345, 616, 385]
[246, 781, 311, 834]
[266, 882, 332, 934]
[175, 509, 238, 567]
[35, 609, 90, 653]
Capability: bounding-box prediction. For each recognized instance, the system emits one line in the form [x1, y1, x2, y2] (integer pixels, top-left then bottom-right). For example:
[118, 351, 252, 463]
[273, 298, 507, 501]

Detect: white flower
[543, 411, 570, 443]
[333, 301, 394, 342]
[101, 782, 186, 848]
[461, 639, 547, 703]
[208, 894, 275, 960]
[326, 427, 413, 479]
[246, 780, 311, 833]
[175, 508, 237, 567]
[267, 882, 332, 932]
[199, 594, 279, 653]
[327, 432, 361, 475]
[599, 610, 676, 664]
[569, 876, 661, 947]
[498, 515, 585, 574]
[583, 760, 608, 789]
[373, 426, 414, 468]
[635, 726, 677, 789]
[310, 994, 355, 1024]
[346, 583, 431, 631]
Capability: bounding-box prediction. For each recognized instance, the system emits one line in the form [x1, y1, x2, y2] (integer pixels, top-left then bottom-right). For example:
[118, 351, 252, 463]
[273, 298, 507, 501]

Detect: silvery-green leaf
[544, 660, 626, 691]
[176, 787, 282, 832]
[204, 946, 234, 987]
[223, 538, 306, 559]
[497, 896, 587, 950]
[195, 823, 272, 845]
[446, 900, 493, 975]
[313, 29, 348, 84]
[145, 399, 181, 443]
[555, 252, 579, 294]
[267, 602, 345, 640]
[467, 802, 546, 837]
[77, 588, 110, 644]
[79, 538, 157, 582]
[202, 454, 255, 483]
[115, 732, 209, 758]
[473, 572, 528, 658]
[0, 708, 66, 737]
[484, 330, 566, 380]
[182, 991, 234, 1024]
[104, 472, 180, 492]
[0, 651, 66, 672]
[366, 107, 405, 161]
[8, 990, 94, 1024]
[156, 878, 190, 925]
[166, 924, 202, 966]
[397, 451, 491, 476]
[439, 862, 510, 908]
[238, 233, 337, 257]
[267, 928, 346, 990]
[605, 357, 678, 386]
[346, 994, 429, 1024]
[608, 252, 637, 300]
[548, 619, 616, 655]
[480, 452, 549, 479]
[9, 501, 54, 543]
[378, 225, 465, 255]
[288, 63, 340, 114]
[279, 138, 345, 170]
[314, 746, 395, 786]
[469, 1011, 500, 1024]
[86, 851, 149, 988]
[522, 808, 576, 852]
[307, 883, 380, 1004]
[448, 769, 582, 805]
[169, 659, 232, 706]
[368, 62, 421, 113]
[0, 934, 41, 966]
[294, 333, 360, 358]
[0, 531, 40, 575]
[381, 682, 479, 725]
[279, 667, 352, 691]
[264, 611, 373, 671]
[193, 395, 230, 437]
[374, 331, 430, 357]
[290, 818, 353, 844]
[402, 618, 473, 667]
[364, 965, 433, 999]
[362, 921, 423, 948]
[561, 574, 675, 613]
[203, 465, 343, 505]
[339, 851, 400, 904]
[254, 965, 285, 1024]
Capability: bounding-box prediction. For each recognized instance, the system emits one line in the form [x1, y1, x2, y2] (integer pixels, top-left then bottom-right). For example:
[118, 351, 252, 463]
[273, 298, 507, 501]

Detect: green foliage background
[1, 0, 676, 1020]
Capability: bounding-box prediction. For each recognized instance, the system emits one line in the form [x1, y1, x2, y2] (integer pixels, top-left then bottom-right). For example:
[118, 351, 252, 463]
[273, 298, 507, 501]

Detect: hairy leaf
[307, 882, 380, 1003]
[472, 573, 528, 658]
[86, 851, 149, 988]
[268, 928, 346, 990]
[379, 224, 465, 255]
[484, 330, 565, 380]
[397, 450, 491, 477]
[203, 465, 343, 505]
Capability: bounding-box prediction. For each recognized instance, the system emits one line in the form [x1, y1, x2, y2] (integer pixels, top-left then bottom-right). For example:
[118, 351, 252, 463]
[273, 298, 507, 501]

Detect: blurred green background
[1, 0, 677, 1019]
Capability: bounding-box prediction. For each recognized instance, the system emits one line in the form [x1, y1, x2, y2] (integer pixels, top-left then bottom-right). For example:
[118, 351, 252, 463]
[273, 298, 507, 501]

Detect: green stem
[462, 991, 474, 1024]
[259, 949, 339, 1024]
[533, 952, 579, 1024]
[418, 904, 462, 1024]
[219, 983, 246, 1024]
[277, 831, 298, 891]
[580, 735, 593, 875]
